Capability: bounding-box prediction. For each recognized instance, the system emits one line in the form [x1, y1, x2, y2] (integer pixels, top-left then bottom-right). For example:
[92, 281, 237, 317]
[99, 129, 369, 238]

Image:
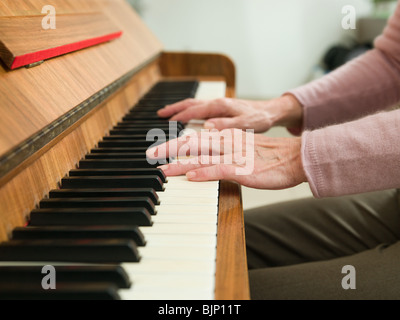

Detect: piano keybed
[0, 80, 226, 300]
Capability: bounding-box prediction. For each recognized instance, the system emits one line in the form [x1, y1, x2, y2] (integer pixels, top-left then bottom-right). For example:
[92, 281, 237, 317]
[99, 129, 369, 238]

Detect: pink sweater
[288, 4, 400, 198]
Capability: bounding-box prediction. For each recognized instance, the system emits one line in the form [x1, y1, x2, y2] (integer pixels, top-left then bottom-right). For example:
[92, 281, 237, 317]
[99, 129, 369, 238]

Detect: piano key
[90, 147, 148, 154]
[156, 205, 218, 215]
[68, 168, 166, 183]
[109, 131, 179, 139]
[122, 258, 214, 276]
[0, 239, 140, 263]
[130, 106, 171, 113]
[143, 92, 196, 98]
[141, 93, 189, 99]
[134, 101, 180, 108]
[139, 97, 185, 104]
[117, 120, 184, 128]
[29, 207, 153, 227]
[152, 214, 217, 224]
[86, 152, 146, 159]
[98, 140, 165, 148]
[0, 282, 121, 300]
[139, 246, 215, 261]
[158, 195, 218, 206]
[39, 197, 156, 215]
[61, 176, 164, 190]
[113, 123, 183, 131]
[103, 135, 175, 141]
[49, 188, 159, 204]
[12, 226, 146, 246]
[123, 113, 164, 121]
[0, 265, 131, 289]
[140, 223, 217, 236]
[143, 233, 216, 247]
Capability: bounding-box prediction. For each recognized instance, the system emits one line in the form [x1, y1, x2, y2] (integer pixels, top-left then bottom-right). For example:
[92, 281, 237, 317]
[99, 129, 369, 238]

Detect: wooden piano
[0, 0, 249, 300]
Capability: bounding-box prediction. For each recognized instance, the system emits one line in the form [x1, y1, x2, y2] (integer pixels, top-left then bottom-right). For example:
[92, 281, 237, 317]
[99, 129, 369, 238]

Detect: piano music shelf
[0, 12, 122, 69]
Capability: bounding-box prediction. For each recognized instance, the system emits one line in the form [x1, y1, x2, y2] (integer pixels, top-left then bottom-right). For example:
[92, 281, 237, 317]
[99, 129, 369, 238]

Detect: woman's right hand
[157, 94, 303, 133]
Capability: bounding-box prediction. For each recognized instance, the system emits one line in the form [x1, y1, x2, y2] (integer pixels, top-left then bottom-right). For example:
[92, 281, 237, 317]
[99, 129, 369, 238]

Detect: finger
[169, 101, 230, 122]
[147, 130, 229, 160]
[204, 116, 244, 130]
[157, 99, 201, 118]
[186, 164, 239, 182]
[158, 158, 215, 177]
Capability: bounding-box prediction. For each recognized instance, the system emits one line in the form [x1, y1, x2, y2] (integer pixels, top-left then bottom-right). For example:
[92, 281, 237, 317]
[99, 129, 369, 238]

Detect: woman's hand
[157, 94, 303, 133]
[146, 129, 307, 190]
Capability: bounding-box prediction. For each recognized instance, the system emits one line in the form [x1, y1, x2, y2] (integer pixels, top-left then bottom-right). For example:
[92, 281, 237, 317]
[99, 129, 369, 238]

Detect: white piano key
[152, 214, 218, 224]
[165, 177, 219, 190]
[120, 288, 214, 300]
[144, 234, 217, 247]
[195, 81, 227, 100]
[122, 259, 215, 275]
[158, 196, 218, 205]
[156, 205, 218, 215]
[158, 188, 218, 198]
[122, 274, 214, 291]
[140, 223, 217, 236]
[138, 246, 216, 261]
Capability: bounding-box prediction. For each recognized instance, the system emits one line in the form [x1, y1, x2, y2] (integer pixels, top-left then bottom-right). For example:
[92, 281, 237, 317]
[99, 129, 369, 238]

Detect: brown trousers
[244, 189, 400, 299]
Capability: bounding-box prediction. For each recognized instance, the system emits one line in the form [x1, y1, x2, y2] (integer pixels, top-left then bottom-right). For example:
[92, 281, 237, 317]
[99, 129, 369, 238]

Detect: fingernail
[186, 171, 196, 179]
[146, 147, 157, 156]
[204, 121, 215, 129]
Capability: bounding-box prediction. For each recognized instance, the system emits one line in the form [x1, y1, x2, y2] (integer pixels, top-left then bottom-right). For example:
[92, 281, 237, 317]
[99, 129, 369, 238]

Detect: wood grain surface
[0, 13, 122, 69]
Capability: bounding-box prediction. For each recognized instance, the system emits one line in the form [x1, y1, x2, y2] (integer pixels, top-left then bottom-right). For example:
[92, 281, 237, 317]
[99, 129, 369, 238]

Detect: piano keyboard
[0, 80, 227, 300]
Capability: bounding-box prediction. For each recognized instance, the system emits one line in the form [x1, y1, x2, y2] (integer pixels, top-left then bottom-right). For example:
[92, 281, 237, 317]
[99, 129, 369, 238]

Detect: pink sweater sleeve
[288, 4, 400, 197]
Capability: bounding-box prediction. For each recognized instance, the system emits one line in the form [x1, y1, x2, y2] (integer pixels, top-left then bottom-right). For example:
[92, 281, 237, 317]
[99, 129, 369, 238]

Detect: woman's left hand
[146, 129, 307, 190]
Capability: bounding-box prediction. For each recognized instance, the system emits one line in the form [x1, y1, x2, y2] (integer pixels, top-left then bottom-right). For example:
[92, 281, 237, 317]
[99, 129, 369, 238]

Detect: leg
[244, 189, 400, 299]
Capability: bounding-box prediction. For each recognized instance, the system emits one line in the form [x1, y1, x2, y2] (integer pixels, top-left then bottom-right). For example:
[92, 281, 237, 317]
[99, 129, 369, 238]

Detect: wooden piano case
[0, 0, 249, 300]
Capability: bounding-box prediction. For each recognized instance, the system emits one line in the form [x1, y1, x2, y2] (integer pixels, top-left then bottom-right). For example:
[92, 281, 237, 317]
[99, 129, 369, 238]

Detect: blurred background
[128, 0, 397, 209]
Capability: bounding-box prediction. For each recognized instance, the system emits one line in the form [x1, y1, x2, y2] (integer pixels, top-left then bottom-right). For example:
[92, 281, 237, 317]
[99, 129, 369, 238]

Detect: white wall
[133, 0, 373, 99]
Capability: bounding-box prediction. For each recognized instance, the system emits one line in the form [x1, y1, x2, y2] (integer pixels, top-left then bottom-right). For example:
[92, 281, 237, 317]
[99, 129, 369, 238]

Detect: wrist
[262, 94, 303, 128]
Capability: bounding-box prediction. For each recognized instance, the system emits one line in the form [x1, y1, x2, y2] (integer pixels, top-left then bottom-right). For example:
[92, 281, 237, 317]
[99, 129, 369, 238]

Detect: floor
[241, 126, 313, 211]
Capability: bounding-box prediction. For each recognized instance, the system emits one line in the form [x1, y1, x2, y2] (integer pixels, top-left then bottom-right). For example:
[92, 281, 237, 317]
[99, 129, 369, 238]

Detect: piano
[0, 0, 249, 300]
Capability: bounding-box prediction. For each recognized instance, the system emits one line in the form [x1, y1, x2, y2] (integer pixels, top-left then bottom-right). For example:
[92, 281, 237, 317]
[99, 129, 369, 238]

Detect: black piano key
[0, 265, 131, 289]
[39, 196, 156, 213]
[116, 120, 184, 129]
[109, 130, 179, 139]
[113, 123, 184, 131]
[131, 106, 174, 113]
[79, 158, 162, 169]
[29, 207, 153, 227]
[12, 226, 146, 247]
[90, 148, 147, 154]
[49, 188, 159, 205]
[98, 140, 165, 148]
[103, 136, 176, 142]
[68, 168, 166, 183]
[134, 102, 180, 109]
[123, 114, 164, 121]
[149, 81, 198, 93]
[141, 93, 189, 99]
[0, 282, 121, 300]
[0, 239, 140, 263]
[39, 197, 156, 215]
[61, 176, 164, 191]
[86, 152, 147, 159]
[139, 97, 186, 103]
[103, 135, 170, 141]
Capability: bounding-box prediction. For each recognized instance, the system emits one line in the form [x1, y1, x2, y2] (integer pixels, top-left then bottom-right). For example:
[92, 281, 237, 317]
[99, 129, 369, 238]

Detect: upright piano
[0, 0, 249, 300]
